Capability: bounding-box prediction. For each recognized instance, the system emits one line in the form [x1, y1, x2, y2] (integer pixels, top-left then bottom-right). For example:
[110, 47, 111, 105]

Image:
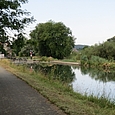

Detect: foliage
[11, 34, 27, 56]
[0, 44, 6, 55]
[80, 55, 109, 68]
[0, 0, 34, 43]
[19, 45, 30, 57]
[107, 36, 115, 42]
[81, 36, 115, 60]
[66, 50, 81, 62]
[19, 39, 35, 57]
[30, 21, 75, 59]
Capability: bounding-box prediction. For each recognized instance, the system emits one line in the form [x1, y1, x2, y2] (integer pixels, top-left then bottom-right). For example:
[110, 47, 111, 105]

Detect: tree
[19, 39, 35, 57]
[30, 21, 76, 59]
[0, 0, 34, 43]
[11, 33, 26, 56]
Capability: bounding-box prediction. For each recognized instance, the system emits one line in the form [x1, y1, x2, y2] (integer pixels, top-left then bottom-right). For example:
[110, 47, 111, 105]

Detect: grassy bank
[0, 59, 115, 115]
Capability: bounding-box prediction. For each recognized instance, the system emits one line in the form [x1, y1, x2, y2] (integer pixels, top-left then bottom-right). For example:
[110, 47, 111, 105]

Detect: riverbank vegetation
[78, 36, 115, 70]
[0, 59, 115, 115]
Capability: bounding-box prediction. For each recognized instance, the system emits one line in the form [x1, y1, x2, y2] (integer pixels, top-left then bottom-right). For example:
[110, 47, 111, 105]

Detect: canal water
[29, 63, 115, 102]
[71, 67, 115, 102]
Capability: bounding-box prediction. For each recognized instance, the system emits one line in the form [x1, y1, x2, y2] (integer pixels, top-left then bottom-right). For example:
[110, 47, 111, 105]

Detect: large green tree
[30, 21, 75, 59]
[0, 0, 34, 43]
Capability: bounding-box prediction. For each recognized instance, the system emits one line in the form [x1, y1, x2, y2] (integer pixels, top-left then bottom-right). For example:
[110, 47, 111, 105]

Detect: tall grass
[80, 55, 114, 69]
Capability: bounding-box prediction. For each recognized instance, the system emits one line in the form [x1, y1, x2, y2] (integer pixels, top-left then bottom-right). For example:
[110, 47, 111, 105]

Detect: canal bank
[0, 59, 115, 115]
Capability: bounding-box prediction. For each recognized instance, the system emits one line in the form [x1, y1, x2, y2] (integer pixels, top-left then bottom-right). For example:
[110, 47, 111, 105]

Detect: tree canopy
[30, 21, 76, 59]
[0, 0, 34, 43]
[81, 36, 115, 60]
[11, 33, 27, 56]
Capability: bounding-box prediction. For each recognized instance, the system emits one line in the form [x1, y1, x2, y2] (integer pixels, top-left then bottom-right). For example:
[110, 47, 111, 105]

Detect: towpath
[0, 66, 66, 115]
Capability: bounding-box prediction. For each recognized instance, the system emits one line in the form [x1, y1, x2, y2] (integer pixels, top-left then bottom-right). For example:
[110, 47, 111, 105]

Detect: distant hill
[74, 44, 89, 50]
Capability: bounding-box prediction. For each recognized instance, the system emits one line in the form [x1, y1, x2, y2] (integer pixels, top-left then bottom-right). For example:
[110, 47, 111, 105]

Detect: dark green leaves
[0, 0, 34, 42]
[30, 21, 75, 59]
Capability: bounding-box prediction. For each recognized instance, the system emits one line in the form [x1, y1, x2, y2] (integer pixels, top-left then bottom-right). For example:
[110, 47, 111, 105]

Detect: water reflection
[80, 67, 115, 82]
[28, 63, 75, 84]
[27, 63, 115, 102]
[72, 67, 115, 102]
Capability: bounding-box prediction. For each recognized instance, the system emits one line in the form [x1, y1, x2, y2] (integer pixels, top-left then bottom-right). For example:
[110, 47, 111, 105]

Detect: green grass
[0, 59, 115, 115]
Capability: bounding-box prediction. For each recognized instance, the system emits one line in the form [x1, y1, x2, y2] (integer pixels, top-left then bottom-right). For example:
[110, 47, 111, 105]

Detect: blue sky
[22, 0, 115, 45]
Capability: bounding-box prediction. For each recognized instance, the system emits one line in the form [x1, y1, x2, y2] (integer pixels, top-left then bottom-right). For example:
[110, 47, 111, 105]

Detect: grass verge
[0, 59, 115, 115]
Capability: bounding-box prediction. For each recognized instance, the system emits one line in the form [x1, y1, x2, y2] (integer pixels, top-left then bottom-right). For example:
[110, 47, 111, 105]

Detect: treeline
[81, 36, 115, 60]
[11, 21, 75, 59]
[79, 36, 115, 69]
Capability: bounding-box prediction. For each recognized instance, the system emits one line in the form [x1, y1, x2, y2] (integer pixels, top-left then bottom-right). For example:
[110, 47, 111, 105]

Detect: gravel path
[0, 66, 66, 115]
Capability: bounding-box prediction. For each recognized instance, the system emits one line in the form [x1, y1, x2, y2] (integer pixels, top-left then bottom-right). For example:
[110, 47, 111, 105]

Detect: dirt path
[0, 66, 66, 115]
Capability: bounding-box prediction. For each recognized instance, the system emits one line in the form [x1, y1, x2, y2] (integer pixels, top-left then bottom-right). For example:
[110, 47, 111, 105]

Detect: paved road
[0, 66, 66, 115]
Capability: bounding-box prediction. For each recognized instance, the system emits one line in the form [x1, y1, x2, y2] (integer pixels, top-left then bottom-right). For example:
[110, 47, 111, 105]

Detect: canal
[28, 63, 115, 102]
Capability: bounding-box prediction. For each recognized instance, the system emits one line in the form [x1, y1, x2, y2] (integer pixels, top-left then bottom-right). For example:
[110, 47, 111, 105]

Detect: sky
[22, 0, 115, 46]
